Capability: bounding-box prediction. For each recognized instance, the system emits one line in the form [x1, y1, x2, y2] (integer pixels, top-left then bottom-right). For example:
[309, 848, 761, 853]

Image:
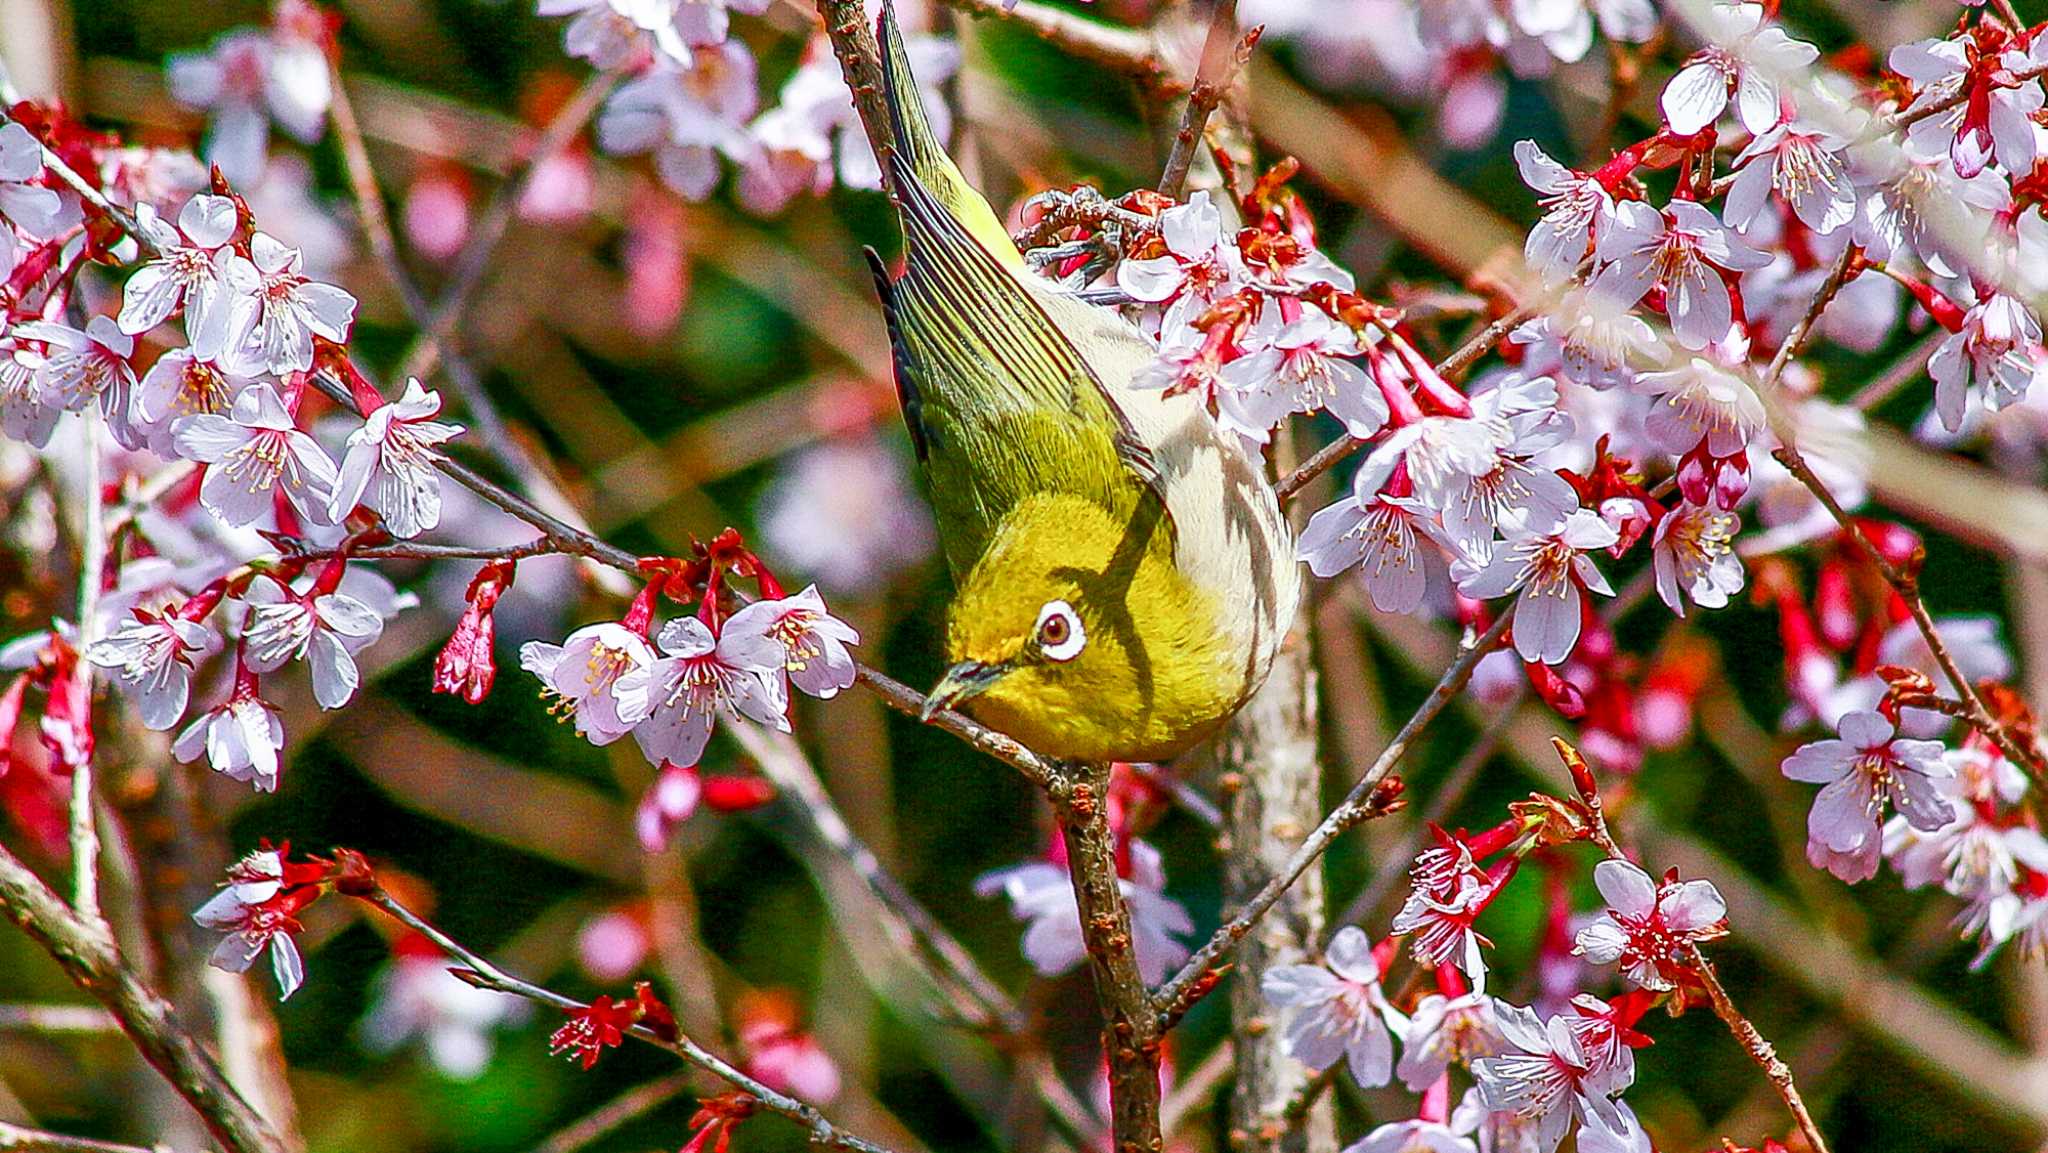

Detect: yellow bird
[866, 6, 1299, 762]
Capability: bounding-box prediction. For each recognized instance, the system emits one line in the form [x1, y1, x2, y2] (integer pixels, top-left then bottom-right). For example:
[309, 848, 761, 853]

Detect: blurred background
[3, 1, 2047, 1152]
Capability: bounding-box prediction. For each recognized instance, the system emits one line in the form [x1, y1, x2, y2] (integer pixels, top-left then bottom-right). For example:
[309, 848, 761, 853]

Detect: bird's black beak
[921, 660, 1007, 721]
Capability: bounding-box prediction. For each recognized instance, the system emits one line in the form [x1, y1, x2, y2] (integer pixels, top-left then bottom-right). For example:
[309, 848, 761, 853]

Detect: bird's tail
[876, 1, 1023, 268]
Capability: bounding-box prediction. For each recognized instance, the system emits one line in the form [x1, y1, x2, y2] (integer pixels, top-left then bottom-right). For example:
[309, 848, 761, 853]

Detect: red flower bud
[433, 560, 515, 705]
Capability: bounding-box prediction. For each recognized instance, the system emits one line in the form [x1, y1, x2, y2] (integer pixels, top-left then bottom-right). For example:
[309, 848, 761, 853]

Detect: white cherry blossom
[220, 232, 359, 377]
[613, 615, 789, 768]
[1260, 926, 1407, 1088]
[1660, 2, 1818, 137]
[1591, 199, 1768, 350]
[331, 378, 464, 538]
[721, 585, 860, 699]
[173, 382, 338, 527]
[520, 622, 656, 745]
[86, 611, 220, 730]
[119, 193, 246, 357]
[1457, 508, 1618, 665]
[975, 840, 1192, 985]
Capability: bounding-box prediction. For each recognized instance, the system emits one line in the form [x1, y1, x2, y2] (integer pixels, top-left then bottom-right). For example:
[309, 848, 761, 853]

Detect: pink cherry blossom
[1928, 292, 2042, 433]
[721, 585, 860, 700]
[85, 610, 220, 731]
[613, 615, 789, 768]
[174, 679, 287, 792]
[1659, 3, 1818, 137]
[1635, 354, 1765, 460]
[131, 349, 253, 458]
[1458, 508, 1619, 666]
[167, 14, 331, 186]
[1572, 859, 1727, 990]
[1297, 491, 1449, 615]
[11, 317, 137, 430]
[1469, 1002, 1627, 1153]
[239, 579, 386, 711]
[1724, 121, 1856, 236]
[1391, 837, 1511, 989]
[0, 122, 61, 238]
[1118, 191, 1235, 330]
[1513, 141, 1613, 286]
[1591, 199, 1769, 350]
[118, 192, 245, 356]
[194, 875, 314, 999]
[1651, 502, 1743, 616]
[520, 622, 655, 745]
[1893, 35, 2046, 179]
[1783, 709, 1954, 883]
[331, 377, 464, 539]
[597, 44, 760, 201]
[172, 382, 338, 527]
[1396, 990, 1507, 1091]
[357, 942, 526, 1079]
[1346, 1119, 1476, 1153]
[975, 839, 1192, 985]
[1219, 307, 1388, 441]
[221, 232, 359, 377]
[1260, 926, 1406, 1088]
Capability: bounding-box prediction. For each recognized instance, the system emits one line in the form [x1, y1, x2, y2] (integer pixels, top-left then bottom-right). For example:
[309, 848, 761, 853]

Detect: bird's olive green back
[870, 4, 1167, 580]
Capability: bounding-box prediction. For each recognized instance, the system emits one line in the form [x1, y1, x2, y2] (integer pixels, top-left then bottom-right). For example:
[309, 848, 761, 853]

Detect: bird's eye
[1035, 600, 1086, 662]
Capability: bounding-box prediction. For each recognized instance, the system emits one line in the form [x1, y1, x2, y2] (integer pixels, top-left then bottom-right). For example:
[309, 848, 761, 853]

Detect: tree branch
[359, 886, 903, 1153]
[0, 1122, 170, 1153]
[1047, 762, 1163, 1153]
[1156, 3, 1255, 198]
[0, 845, 285, 1153]
[933, 0, 1167, 85]
[1152, 610, 1513, 1026]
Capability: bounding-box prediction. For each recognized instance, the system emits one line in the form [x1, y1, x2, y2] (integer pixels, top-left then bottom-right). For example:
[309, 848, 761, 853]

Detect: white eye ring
[1034, 600, 1086, 662]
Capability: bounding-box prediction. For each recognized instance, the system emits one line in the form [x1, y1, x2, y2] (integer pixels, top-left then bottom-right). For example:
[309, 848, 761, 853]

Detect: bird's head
[920, 493, 1237, 761]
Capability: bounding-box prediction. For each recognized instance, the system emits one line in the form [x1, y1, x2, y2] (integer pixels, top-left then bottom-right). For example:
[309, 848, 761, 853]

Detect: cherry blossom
[0, 122, 59, 241]
[1659, 2, 1818, 137]
[0, 339, 58, 447]
[193, 884, 313, 1003]
[1651, 502, 1743, 615]
[597, 44, 760, 201]
[1396, 989, 1507, 1091]
[975, 839, 1193, 985]
[173, 382, 339, 527]
[1513, 141, 1613, 286]
[220, 232, 359, 377]
[1297, 491, 1448, 615]
[239, 577, 386, 711]
[721, 585, 860, 700]
[756, 437, 934, 595]
[1391, 833, 1515, 989]
[1260, 926, 1407, 1087]
[1591, 199, 1769, 350]
[613, 614, 789, 768]
[11, 318, 137, 432]
[1782, 709, 1954, 883]
[1892, 34, 2047, 180]
[1118, 191, 1235, 329]
[1634, 354, 1764, 460]
[331, 378, 464, 539]
[1219, 307, 1388, 441]
[1345, 1119, 1477, 1153]
[520, 622, 655, 745]
[1928, 291, 2042, 433]
[357, 939, 526, 1080]
[1572, 859, 1727, 990]
[174, 674, 288, 791]
[131, 349, 252, 458]
[167, 13, 332, 185]
[1510, 286, 1662, 390]
[1723, 121, 1856, 237]
[1469, 1002, 1629, 1153]
[1458, 508, 1619, 666]
[84, 610, 220, 731]
[1851, 142, 2009, 278]
[118, 193, 245, 356]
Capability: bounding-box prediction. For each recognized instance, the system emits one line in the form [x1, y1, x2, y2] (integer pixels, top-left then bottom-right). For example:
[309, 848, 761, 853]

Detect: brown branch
[1156, 5, 1256, 198]
[526, 1073, 692, 1153]
[932, 0, 1168, 85]
[1047, 762, 1164, 1153]
[0, 845, 285, 1153]
[0, 1123, 169, 1153]
[359, 887, 903, 1153]
[0, 1003, 120, 1032]
[1151, 610, 1515, 1027]
[1755, 249, 2046, 790]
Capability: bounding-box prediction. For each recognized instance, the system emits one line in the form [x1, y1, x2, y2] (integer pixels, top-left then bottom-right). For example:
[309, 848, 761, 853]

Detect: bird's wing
[886, 159, 1174, 571]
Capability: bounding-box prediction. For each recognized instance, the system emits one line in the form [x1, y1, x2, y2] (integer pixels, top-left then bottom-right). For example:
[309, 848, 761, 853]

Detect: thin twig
[1273, 307, 1531, 501]
[526, 1073, 693, 1153]
[0, 1002, 121, 1032]
[1156, 3, 1255, 198]
[71, 411, 106, 925]
[932, 0, 1168, 85]
[1756, 248, 2046, 789]
[0, 844, 286, 1153]
[1151, 610, 1515, 1026]
[360, 887, 903, 1153]
[0, 1122, 169, 1153]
